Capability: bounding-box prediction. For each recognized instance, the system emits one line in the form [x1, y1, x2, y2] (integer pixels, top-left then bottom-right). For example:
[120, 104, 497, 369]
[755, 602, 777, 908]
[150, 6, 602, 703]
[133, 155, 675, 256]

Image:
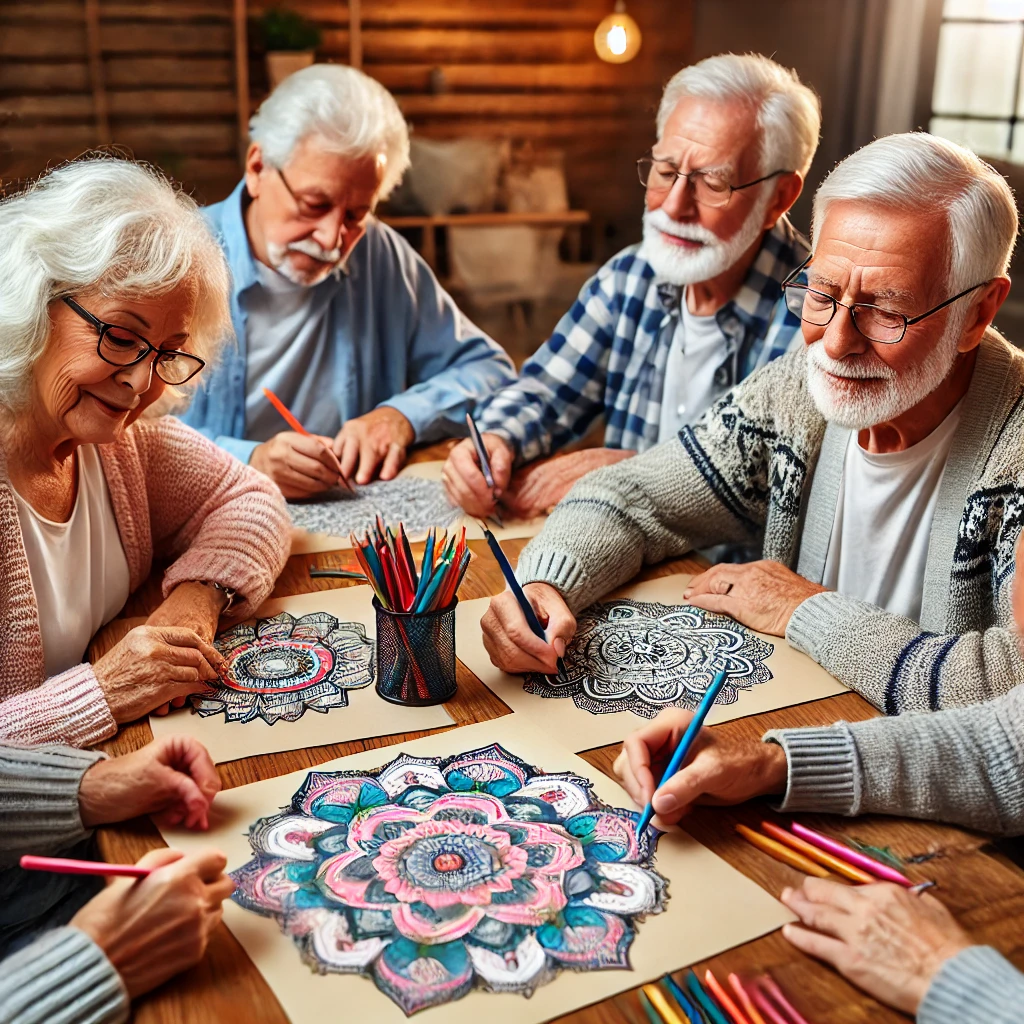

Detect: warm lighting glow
[594, 2, 641, 64]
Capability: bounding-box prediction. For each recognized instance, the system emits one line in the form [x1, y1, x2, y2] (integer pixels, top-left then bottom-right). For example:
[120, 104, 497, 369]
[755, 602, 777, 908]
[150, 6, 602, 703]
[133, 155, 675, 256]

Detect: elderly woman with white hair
[181, 63, 516, 495]
[0, 157, 290, 746]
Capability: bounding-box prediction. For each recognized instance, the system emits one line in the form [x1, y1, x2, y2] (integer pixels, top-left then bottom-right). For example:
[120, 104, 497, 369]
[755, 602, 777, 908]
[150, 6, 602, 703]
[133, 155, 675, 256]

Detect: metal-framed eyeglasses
[637, 154, 793, 209]
[275, 166, 370, 227]
[780, 260, 990, 345]
[63, 297, 206, 385]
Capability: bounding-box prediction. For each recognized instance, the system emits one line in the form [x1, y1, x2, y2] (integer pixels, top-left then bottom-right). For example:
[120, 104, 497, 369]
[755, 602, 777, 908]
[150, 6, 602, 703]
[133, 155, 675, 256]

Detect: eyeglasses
[275, 167, 370, 227]
[62, 297, 206, 385]
[781, 260, 990, 345]
[637, 155, 793, 208]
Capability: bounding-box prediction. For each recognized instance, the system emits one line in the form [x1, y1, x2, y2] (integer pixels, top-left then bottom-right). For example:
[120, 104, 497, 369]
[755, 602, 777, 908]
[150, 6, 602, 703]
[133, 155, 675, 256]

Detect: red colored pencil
[21, 855, 150, 879]
[261, 386, 352, 492]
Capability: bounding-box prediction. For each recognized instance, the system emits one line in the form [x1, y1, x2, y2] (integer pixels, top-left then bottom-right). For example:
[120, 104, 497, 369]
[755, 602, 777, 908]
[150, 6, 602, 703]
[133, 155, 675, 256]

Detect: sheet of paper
[150, 585, 452, 763]
[160, 715, 792, 1024]
[456, 575, 849, 751]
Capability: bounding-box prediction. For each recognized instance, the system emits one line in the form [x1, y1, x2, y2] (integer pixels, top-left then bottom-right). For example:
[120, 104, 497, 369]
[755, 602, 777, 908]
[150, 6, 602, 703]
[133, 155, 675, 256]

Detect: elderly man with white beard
[181, 65, 515, 494]
[442, 53, 820, 520]
[478, 131, 1023, 716]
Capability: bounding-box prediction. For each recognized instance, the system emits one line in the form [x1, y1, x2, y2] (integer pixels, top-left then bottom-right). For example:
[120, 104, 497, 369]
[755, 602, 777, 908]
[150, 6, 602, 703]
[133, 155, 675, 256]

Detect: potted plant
[260, 7, 321, 89]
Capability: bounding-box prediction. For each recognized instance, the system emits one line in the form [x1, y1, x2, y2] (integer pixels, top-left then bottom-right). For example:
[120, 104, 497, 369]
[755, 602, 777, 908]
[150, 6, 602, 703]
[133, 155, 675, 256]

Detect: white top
[243, 261, 341, 442]
[13, 444, 131, 677]
[822, 401, 963, 623]
[657, 289, 730, 442]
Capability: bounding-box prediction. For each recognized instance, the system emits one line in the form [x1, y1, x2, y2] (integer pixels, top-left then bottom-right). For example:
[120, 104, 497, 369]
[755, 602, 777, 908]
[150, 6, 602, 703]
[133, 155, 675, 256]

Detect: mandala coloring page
[523, 599, 774, 718]
[231, 743, 668, 1015]
[193, 612, 374, 726]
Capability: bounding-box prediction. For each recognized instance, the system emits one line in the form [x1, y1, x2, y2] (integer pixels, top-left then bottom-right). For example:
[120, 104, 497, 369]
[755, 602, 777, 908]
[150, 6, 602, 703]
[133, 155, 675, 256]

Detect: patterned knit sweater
[517, 329, 1024, 714]
[0, 416, 290, 747]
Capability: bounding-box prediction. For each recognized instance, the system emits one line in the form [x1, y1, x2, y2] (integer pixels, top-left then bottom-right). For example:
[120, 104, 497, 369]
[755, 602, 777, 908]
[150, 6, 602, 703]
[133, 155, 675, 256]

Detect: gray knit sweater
[517, 329, 1024, 714]
[767, 682, 1024, 1024]
[0, 745, 128, 1024]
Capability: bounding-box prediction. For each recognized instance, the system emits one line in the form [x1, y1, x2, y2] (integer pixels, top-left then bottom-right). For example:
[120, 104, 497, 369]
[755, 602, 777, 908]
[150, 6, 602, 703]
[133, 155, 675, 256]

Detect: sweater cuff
[515, 548, 589, 609]
[763, 724, 861, 815]
[0, 926, 128, 1024]
[918, 946, 1024, 1024]
[784, 591, 842, 662]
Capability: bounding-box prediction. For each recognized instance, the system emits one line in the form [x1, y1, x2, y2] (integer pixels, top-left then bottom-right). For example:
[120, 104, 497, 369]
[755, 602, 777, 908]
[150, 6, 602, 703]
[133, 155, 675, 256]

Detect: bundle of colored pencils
[349, 517, 471, 614]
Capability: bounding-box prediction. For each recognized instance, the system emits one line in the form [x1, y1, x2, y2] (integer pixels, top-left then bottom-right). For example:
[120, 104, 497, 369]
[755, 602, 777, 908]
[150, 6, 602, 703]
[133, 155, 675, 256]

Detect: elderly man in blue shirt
[181, 65, 516, 496]
[442, 53, 820, 520]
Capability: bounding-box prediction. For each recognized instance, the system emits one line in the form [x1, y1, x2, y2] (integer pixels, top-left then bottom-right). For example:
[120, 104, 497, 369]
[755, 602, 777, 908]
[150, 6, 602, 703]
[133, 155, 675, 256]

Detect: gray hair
[657, 52, 821, 178]
[249, 64, 411, 200]
[812, 132, 1018, 293]
[0, 157, 231, 413]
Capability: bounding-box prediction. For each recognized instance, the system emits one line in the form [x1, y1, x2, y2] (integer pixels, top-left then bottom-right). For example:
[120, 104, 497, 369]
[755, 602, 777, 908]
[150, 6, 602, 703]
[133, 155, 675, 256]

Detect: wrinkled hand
[781, 878, 972, 1015]
[92, 625, 224, 724]
[79, 735, 221, 831]
[502, 448, 636, 520]
[334, 406, 415, 485]
[146, 581, 228, 644]
[71, 847, 234, 1000]
[442, 434, 514, 518]
[613, 709, 788, 830]
[684, 560, 826, 637]
[480, 583, 576, 675]
[250, 430, 342, 499]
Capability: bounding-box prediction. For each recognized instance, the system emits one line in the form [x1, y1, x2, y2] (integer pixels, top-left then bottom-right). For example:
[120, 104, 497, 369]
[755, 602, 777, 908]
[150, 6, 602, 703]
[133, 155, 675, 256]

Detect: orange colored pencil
[262, 386, 352, 491]
[734, 824, 832, 878]
[705, 969, 752, 1024]
[760, 821, 875, 884]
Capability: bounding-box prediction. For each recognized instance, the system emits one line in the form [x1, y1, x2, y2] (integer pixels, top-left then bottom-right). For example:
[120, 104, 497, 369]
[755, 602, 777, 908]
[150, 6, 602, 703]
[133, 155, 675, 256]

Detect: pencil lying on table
[759, 821, 875, 883]
[734, 824, 832, 878]
[20, 855, 151, 879]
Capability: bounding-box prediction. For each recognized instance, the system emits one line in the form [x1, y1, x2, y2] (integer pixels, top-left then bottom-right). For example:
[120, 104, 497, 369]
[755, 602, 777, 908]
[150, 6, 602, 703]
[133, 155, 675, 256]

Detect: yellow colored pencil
[760, 821, 875, 884]
[734, 824, 832, 878]
[642, 984, 688, 1024]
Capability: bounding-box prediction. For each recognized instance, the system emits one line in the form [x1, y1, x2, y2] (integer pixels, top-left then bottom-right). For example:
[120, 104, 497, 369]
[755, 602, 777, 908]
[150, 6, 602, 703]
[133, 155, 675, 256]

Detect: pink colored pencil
[749, 986, 791, 1024]
[21, 855, 150, 879]
[758, 974, 814, 1024]
[727, 975, 769, 1024]
[790, 822, 913, 886]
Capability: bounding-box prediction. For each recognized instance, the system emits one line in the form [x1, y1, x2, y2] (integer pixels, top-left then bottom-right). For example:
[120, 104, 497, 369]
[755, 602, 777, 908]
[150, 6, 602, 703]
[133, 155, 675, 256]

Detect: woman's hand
[70, 847, 234, 999]
[147, 581, 228, 643]
[92, 625, 224, 723]
[79, 735, 221, 831]
[480, 583, 576, 675]
[613, 709, 788, 829]
[781, 878, 973, 1015]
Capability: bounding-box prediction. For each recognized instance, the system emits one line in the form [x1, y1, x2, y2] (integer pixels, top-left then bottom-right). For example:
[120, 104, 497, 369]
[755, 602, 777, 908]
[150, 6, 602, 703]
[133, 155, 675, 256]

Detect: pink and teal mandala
[231, 744, 669, 1015]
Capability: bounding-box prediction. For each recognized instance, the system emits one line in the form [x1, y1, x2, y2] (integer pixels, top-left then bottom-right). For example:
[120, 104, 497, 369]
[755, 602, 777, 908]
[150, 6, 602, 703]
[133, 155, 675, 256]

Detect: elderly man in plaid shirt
[443, 53, 821, 520]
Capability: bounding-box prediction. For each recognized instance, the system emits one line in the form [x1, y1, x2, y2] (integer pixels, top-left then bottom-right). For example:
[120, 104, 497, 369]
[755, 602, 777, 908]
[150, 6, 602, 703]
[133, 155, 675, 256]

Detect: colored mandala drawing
[523, 599, 774, 718]
[288, 477, 460, 539]
[192, 612, 374, 726]
[231, 744, 668, 1015]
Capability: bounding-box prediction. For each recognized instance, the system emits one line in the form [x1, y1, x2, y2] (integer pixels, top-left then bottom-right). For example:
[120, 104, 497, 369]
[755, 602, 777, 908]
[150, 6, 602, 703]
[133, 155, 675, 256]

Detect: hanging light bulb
[594, 1, 642, 64]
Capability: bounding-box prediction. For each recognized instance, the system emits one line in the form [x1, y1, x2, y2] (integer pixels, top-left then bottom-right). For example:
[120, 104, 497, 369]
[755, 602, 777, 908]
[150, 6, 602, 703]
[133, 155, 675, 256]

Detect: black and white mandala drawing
[523, 599, 774, 718]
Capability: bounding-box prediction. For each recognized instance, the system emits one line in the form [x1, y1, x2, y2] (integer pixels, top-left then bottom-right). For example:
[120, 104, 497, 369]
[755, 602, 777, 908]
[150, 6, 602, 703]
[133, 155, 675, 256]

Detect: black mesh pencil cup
[374, 597, 458, 706]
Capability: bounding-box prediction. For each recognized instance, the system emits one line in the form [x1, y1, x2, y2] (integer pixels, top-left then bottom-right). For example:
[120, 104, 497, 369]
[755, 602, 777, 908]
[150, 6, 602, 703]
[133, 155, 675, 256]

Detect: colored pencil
[261, 386, 352, 492]
[727, 975, 769, 1024]
[748, 987, 789, 1024]
[20, 855, 150, 879]
[662, 975, 708, 1024]
[685, 971, 732, 1024]
[643, 984, 688, 1024]
[705, 970, 752, 1024]
[734, 824, 832, 878]
[638, 990, 667, 1024]
[308, 567, 366, 580]
[757, 975, 813, 1024]
[635, 668, 728, 838]
[465, 412, 504, 527]
[760, 821, 875, 884]
[789, 822, 914, 887]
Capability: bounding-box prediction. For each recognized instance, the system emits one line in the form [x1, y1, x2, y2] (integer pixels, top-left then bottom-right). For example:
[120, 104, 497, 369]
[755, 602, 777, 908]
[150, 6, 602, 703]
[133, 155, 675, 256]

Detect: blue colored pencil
[635, 668, 729, 838]
[660, 975, 703, 1024]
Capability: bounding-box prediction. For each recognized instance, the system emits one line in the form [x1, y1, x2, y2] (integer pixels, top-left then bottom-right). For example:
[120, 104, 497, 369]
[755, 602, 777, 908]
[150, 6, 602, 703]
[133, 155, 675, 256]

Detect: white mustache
[806, 340, 896, 381]
[644, 207, 719, 246]
[285, 238, 343, 263]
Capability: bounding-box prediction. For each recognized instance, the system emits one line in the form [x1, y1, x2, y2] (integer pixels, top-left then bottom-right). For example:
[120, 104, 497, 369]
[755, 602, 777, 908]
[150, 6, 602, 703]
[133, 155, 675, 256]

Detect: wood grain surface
[89, 445, 1024, 1024]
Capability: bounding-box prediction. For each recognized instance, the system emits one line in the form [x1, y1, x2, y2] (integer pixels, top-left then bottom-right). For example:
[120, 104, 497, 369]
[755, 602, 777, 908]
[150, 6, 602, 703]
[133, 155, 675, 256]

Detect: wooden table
[93, 448, 1024, 1024]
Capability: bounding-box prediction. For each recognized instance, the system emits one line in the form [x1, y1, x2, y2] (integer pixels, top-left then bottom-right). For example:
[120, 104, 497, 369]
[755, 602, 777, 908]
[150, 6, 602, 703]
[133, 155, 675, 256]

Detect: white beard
[639, 193, 772, 286]
[266, 238, 346, 286]
[805, 312, 964, 429]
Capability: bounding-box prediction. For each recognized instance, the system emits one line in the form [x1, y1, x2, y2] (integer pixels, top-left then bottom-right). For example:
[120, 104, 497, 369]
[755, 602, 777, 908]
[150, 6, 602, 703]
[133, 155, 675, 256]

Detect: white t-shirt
[822, 401, 963, 623]
[243, 262, 340, 442]
[657, 289, 729, 442]
[13, 444, 131, 677]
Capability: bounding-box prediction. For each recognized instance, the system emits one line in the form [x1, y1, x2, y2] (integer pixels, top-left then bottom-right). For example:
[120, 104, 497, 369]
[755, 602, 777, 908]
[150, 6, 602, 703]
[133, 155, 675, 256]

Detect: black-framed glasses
[781, 259, 990, 345]
[62, 297, 205, 385]
[637, 154, 793, 208]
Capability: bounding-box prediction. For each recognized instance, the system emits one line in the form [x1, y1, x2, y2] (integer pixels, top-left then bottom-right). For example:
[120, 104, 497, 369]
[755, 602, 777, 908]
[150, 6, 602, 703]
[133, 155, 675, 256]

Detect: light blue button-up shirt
[179, 180, 517, 462]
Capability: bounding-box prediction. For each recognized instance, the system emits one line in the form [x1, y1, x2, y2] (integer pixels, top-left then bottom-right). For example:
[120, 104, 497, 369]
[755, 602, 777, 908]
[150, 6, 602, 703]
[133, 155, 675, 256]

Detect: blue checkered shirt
[476, 216, 809, 463]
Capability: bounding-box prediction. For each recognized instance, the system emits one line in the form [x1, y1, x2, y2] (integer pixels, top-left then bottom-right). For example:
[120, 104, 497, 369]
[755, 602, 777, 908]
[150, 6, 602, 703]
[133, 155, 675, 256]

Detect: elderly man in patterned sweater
[442, 53, 820, 521]
[480, 131, 1021, 716]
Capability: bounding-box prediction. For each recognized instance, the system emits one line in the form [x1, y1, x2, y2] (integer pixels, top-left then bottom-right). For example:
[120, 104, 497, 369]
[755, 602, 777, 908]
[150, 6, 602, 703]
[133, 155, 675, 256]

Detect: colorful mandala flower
[231, 744, 668, 1014]
[524, 599, 774, 718]
[193, 612, 373, 726]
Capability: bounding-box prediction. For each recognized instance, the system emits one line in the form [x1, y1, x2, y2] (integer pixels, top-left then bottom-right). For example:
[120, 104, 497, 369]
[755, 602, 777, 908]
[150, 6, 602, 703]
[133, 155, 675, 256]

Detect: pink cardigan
[0, 416, 290, 747]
